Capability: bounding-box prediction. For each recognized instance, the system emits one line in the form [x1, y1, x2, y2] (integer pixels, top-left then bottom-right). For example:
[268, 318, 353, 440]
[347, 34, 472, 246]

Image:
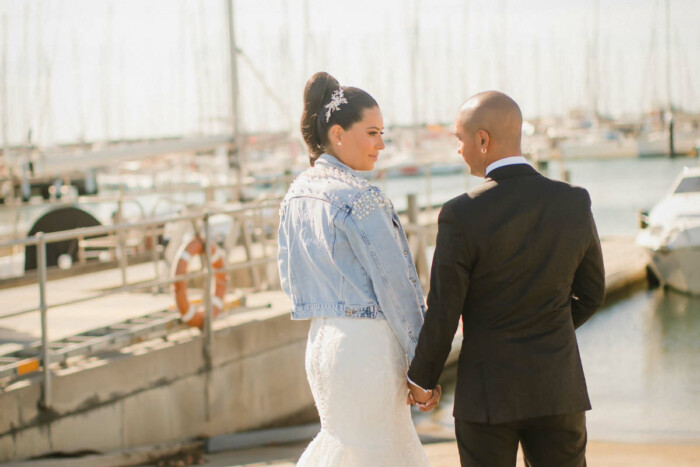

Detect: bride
[277, 72, 438, 466]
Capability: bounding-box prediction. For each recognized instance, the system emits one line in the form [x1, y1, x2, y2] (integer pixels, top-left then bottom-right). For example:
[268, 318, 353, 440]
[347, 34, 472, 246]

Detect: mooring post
[37, 232, 52, 409]
[203, 213, 214, 370]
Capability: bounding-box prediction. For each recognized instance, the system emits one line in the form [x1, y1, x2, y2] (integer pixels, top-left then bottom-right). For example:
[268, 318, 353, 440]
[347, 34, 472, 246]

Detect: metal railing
[0, 199, 282, 408]
[0, 160, 465, 407]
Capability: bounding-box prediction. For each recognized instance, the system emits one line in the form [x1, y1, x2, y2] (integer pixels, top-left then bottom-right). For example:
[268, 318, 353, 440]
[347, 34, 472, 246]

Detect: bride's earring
[337, 142, 342, 146]
[481, 148, 487, 153]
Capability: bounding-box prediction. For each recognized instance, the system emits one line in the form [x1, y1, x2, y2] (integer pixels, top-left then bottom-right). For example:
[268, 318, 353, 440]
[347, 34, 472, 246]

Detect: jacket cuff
[407, 377, 430, 391]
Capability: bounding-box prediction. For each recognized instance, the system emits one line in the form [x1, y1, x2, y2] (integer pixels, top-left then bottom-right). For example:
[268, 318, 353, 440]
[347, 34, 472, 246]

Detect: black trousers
[455, 412, 587, 467]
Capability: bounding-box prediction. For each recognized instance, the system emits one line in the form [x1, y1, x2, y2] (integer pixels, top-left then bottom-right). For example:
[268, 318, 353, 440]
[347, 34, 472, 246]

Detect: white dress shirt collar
[485, 156, 530, 176]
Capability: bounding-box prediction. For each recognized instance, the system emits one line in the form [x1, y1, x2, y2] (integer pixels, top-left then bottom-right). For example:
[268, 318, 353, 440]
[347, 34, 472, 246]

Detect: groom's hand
[407, 381, 442, 412]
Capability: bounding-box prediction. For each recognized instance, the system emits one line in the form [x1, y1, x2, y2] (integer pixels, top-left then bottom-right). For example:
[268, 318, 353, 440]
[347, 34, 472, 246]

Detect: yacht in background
[636, 110, 700, 157]
[636, 166, 700, 295]
[558, 127, 638, 159]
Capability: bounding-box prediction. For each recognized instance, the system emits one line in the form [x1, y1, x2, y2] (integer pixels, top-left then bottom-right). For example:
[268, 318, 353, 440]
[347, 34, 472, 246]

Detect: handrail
[0, 156, 289, 209]
[0, 198, 283, 408]
[0, 200, 281, 249]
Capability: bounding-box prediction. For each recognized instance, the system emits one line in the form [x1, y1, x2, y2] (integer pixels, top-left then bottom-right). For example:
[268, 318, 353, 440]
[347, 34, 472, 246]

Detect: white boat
[636, 166, 700, 295]
[558, 128, 638, 159]
[637, 129, 700, 157]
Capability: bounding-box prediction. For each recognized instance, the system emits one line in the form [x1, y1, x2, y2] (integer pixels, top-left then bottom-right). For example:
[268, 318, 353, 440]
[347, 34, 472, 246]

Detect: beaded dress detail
[298, 318, 430, 467]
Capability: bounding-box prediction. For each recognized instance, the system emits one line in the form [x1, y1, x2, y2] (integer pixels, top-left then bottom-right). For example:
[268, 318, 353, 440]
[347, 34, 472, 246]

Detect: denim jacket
[277, 154, 426, 360]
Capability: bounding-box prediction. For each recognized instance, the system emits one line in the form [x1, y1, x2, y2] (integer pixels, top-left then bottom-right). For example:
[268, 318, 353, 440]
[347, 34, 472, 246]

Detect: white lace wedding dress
[298, 317, 430, 467]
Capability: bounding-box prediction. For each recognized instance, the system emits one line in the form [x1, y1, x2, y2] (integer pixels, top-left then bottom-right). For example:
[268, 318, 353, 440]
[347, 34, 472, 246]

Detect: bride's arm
[341, 187, 425, 360]
[277, 205, 292, 298]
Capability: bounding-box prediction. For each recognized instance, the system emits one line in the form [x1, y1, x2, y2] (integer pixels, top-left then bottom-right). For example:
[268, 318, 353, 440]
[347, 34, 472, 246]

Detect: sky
[0, 0, 698, 147]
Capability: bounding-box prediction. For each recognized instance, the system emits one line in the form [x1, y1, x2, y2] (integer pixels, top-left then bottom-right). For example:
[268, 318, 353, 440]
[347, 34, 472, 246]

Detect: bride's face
[331, 107, 385, 171]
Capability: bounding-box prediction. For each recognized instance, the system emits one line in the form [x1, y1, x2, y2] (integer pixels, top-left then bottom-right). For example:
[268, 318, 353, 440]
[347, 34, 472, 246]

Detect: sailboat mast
[0, 12, 16, 205]
[410, 0, 420, 146]
[665, 0, 672, 110]
[226, 0, 246, 179]
[588, 0, 600, 125]
[303, 0, 310, 78]
[665, 0, 674, 157]
[2, 14, 9, 173]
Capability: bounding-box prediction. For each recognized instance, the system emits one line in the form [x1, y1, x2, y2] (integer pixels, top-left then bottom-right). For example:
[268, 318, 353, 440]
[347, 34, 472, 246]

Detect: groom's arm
[570, 191, 605, 329]
[408, 201, 472, 390]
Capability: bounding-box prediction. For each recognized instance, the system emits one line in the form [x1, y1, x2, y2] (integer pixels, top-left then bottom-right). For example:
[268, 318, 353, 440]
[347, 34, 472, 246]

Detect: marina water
[406, 155, 700, 442]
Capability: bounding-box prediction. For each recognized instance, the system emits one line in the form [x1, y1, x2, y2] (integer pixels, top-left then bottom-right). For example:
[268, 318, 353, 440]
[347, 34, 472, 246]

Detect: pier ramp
[0, 291, 315, 463]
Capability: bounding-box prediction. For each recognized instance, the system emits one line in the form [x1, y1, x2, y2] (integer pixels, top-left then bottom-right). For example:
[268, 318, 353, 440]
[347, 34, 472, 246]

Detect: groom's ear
[477, 129, 490, 151]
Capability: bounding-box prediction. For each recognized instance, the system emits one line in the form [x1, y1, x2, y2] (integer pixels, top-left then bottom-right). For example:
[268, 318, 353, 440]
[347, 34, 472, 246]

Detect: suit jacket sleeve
[571, 190, 605, 328]
[408, 201, 472, 389]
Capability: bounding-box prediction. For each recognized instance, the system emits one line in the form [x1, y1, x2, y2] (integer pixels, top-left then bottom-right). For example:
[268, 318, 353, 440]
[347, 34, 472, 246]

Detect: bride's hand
[407, 380, 430, 404]
[414, 384, 441, 412]
[407, 381, 442, 411]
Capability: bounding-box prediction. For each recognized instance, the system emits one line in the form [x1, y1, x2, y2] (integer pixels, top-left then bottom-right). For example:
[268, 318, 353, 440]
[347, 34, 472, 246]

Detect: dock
[600, 236, 651, 297]
[0, 226, 657, 465]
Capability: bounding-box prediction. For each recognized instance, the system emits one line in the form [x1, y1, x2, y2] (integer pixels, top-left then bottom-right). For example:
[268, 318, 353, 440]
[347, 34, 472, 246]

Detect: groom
[408, 91, 605, 466]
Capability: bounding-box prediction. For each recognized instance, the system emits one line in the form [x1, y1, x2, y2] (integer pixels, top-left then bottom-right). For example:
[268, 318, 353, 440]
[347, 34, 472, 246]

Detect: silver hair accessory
[324, 88, 349, 123]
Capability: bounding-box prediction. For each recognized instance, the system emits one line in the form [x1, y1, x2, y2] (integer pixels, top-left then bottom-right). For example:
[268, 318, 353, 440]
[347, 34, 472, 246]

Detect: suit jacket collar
[486, 163, 540, 182]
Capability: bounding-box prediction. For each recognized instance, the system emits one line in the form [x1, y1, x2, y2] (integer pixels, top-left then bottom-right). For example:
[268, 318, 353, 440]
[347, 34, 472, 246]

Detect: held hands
[407, 380, 441, 412]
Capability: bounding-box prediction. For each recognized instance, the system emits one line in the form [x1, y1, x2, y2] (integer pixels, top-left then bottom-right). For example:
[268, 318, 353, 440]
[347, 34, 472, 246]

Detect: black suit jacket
[408, 163, 605, 424]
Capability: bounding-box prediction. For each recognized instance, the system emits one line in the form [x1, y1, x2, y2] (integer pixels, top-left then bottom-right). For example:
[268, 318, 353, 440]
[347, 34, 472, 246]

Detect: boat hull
[645, 246, 700, 295]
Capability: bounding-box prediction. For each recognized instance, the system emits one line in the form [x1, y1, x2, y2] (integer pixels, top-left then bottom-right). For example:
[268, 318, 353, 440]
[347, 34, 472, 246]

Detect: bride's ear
[328, 124, 343, 147]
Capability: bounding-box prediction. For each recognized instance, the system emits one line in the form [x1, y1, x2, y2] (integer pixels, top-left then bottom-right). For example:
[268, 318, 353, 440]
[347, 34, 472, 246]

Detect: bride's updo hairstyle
[301, 72, 378, 166]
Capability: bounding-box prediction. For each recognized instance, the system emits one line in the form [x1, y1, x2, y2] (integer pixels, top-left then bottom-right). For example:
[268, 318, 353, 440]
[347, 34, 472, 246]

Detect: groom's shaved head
[457, 91, 522, 149]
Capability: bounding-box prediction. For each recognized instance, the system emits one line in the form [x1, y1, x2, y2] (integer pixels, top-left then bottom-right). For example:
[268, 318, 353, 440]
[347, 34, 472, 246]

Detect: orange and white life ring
[172, 237, 227, 328]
